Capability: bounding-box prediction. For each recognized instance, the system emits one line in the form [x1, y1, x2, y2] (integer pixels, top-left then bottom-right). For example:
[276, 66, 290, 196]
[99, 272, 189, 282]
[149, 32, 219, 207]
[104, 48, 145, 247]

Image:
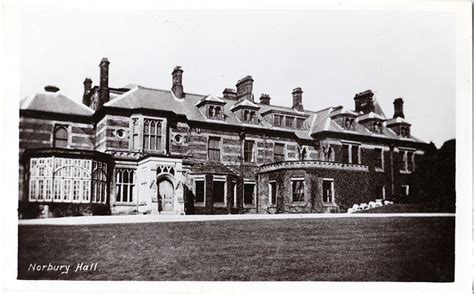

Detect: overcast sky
[20, 8, 456, 147]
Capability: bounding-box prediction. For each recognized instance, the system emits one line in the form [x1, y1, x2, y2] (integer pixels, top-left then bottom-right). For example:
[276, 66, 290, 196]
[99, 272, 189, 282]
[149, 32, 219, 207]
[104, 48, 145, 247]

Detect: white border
[1, 1, 471, 294]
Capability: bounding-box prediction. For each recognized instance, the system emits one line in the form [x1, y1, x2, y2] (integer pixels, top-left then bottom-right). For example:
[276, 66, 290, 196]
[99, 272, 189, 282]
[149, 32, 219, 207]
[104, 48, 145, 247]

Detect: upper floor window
[143, 119, 163, 151]
[400, 126, 410, 137]
[342, 144, 360, 164]
[375, 148, 384, 169]
[208, 136, 221, 161]
[274, 115, 283, 127]
[208, 105, 223, 120]
[285, 116, 295, 128]
[296, 118, 305, 129]
[322, 145, 335, 162]
[242, 110, 256, 124]
[399, 150, 415, 172]
[343, 117, 355, 130]
[53, 126, 68, 148]
[274, 143, 285, 162]
[372, 121, 383, 134]
[291, 179, 305, 202]
[244, 140, 255, 163]
[131, 118, 140, 150]
[115, 169, 135, 203]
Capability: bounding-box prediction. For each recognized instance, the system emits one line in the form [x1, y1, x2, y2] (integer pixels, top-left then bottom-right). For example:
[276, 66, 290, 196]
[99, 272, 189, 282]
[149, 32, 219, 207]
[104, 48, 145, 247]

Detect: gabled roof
[385, 117, 412, 126]
[330, 106, 358, 118]
[195, 95, 226, 107]
[21, 91, 94, 116]
[357, 112, 385, 122]
[229, 98, 260, 111]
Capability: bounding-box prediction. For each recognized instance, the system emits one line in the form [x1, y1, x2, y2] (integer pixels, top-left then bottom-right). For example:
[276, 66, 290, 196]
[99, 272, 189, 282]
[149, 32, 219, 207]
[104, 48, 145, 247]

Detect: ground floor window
[323, 179, 334, 204]
[291, 179, 305, 202]
[29, 157, 99, 203]
[401, 185, 410, 197]
[244, 183, 255, 206]
[115, 169, 135, 203]
[376, 185, 385, 200]
[212, 178, 226, 204]
[269, 181, 277, 205]
[194, 178, 205, 204]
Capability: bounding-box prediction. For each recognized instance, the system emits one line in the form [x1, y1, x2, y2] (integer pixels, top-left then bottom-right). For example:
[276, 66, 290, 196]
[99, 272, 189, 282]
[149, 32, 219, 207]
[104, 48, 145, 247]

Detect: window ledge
[194, 202, 206, 207]
[399, 170, 412, 174]
[375, 167, 384, 172]
[113, 203, 137, 206]
[213, 203, 227, 208]
[323, 202, 337, 207]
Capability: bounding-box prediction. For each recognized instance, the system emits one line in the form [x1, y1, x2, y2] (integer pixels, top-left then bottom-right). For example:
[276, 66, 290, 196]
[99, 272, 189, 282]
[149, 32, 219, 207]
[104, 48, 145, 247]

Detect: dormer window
[242, 110, 256, 124]
[343, 117, 355, 130]
[274, 115, 283, 127]
[196, 95, 226, 121]
[372, 121, 383, 134]
[400, 126, 410, 137]
[207, 105, 223, 120]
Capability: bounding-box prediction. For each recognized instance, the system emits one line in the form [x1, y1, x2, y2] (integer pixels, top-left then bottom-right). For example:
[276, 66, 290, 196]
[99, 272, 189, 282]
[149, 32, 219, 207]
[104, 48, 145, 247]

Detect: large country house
[18, 58, 428, 217]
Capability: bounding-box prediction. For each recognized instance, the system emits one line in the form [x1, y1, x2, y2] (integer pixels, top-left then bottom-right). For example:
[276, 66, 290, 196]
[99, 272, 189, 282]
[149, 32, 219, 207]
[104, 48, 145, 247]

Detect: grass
[18, 217, 454, 281]
[360, 203, 455, 213]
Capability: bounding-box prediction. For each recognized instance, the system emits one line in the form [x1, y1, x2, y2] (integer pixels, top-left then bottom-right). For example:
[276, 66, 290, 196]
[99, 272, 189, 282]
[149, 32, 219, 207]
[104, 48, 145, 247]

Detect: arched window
[53, 126, 68, 148]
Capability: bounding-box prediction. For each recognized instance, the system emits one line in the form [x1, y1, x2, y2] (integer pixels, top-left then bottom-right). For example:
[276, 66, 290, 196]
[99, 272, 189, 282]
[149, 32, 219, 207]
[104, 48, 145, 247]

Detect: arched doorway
[157, 178, 174, 212]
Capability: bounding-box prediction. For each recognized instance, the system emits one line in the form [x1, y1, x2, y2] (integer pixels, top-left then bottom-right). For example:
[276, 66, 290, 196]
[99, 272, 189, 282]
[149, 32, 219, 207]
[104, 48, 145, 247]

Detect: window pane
[244, 184, 254, 204]
[292, 180, 304, 202]
[270, 182, 277, 205]
[195, 180, 205, 203]
[342, 145, 349, 163]
[323, 180, 333, 203]
[352, 146, 359, 164]
[213, 181, 225, 203]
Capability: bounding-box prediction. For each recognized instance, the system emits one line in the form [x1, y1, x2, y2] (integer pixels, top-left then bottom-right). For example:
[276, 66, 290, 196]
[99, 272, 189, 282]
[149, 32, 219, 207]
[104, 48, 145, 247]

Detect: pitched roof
[357, 112, 385, 122]
[103, 85, 424, 144]
[21, 91, 94, 116]
[195, 95, 226, 107]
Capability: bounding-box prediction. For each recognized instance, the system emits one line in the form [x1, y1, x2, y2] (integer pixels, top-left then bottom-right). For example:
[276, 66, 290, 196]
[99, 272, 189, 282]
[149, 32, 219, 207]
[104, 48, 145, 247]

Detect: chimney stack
[223, 88, 237, 100]
[236, 75, 254, 102]
[82, 78, 92, 106]
[354, 89, 375, 114]
[260, 93, 271, 105]
[98, 57, 110, 108]
[393, 97, 405, 118]
[44, 85, 59, 93]
[172, 66, 184, 99]
[292, 87, 303, 111]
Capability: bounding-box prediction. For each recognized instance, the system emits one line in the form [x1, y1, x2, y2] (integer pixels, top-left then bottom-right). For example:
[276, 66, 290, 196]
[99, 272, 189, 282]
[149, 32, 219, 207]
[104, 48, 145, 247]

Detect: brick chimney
[82, 78, 92, 106]
[236, 75, 254, 102]
[354, 89, 375, 114]
[393, 97, 405, 118]
[292, 87, 303, 111]
[260, 93, 271, 105]
[172, 66, 184, 99]
[44, 85, 59, 93]
[223, 88, 237, 100]
[98, 57, 110, 108]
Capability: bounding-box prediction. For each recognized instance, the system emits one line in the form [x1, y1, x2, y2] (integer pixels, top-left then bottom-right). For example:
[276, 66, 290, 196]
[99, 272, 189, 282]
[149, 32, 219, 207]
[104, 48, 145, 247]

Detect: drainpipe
[390, 144, 395, 199]
[239, 129, 245, 214]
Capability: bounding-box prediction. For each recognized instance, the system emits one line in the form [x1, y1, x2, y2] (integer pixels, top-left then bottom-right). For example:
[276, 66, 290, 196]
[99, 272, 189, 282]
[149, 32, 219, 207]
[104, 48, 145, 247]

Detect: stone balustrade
[259, 160, 369, 173]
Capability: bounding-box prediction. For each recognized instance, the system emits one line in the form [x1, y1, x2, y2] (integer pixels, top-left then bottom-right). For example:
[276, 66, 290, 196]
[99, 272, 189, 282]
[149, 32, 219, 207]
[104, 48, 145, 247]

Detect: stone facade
[18, 58, 429, 218]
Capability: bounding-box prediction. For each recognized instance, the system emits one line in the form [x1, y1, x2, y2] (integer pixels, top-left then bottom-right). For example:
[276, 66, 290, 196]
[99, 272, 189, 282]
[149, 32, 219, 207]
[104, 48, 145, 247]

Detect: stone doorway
[157, 178, 174, 212]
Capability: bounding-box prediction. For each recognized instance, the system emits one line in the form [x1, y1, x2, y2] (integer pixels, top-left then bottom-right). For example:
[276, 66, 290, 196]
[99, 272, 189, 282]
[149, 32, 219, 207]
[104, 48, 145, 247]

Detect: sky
[20, 8, 456, 147]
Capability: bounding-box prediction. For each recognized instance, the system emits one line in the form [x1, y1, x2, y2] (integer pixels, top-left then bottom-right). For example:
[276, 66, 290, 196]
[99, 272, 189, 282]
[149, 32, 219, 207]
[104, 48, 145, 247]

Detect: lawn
[18, 217, 454, 281]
